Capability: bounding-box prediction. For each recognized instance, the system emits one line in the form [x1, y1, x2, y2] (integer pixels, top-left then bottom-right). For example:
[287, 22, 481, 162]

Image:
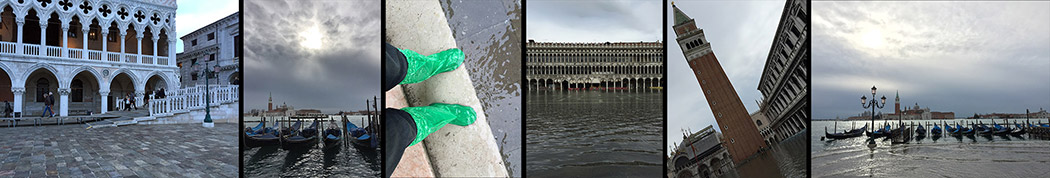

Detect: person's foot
[398, 48, 465, 84]
[400, 103, 477, 146]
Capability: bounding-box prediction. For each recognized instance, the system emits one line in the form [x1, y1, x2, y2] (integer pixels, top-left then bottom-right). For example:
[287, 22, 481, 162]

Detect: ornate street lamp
[201, 58, 220, 128]
[862, 85, 887, 146]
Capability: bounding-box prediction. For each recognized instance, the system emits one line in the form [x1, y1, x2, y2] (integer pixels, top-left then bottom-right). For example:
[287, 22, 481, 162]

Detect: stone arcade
[0, 0, 178, 117]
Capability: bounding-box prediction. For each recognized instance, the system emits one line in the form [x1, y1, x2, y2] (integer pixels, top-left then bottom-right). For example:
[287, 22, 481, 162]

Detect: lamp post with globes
[862, 85, 887, 146]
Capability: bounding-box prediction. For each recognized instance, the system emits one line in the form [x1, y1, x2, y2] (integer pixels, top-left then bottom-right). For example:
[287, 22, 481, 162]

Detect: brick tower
[672, 3, 766, 164]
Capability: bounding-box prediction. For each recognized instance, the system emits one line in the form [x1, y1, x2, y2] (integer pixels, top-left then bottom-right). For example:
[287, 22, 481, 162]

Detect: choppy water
[812, 120, 1050, 178]
[242, 116, 380, 177]
[732, 131, 809, 178]
[526, 91, 663, 177]
[441, 0, 523, 176]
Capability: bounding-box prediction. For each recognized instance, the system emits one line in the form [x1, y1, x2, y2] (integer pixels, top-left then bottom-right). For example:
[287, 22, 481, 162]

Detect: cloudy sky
[526, 0, 661, 42]
[666, 0, 784, 153]
[813, 1, 1050, 119]
[175, 0, 239, 53]
[243, 0, 381, 113]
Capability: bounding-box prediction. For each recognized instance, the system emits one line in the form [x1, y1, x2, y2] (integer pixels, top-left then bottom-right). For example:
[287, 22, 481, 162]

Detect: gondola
[958, 124, 974, 136]
[931, 123, 942, 136]
[915, 123, 927, 136]
[1011, 123, 1028, 135]
[346, 121, 378, 149]
[825, 125, 867, 139]
[244, 121, 281, 147]
[992, 122, 1012, 135]
[282, 120, 319, 149]
[976, 122, 994, 135]
[866, 124, 891, 138]
[323, 122, 342, 148]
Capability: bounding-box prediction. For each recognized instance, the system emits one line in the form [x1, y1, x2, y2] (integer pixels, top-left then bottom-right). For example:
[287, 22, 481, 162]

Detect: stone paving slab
[387, 85, 436, 177]
[0, 123, 237, 177]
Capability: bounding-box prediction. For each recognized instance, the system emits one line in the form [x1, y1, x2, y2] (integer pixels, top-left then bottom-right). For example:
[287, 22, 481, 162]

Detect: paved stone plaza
[0, 123, 237, 178]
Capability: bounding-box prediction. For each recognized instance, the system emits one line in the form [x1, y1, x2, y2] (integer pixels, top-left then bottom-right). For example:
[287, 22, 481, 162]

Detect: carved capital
[11, 87, 26, 95]
[58, 88, 71, 95]
[99, 91, 110, 96]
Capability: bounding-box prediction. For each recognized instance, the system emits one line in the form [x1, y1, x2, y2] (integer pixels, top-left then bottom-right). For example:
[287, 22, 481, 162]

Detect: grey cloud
[244, 0, 381, 113]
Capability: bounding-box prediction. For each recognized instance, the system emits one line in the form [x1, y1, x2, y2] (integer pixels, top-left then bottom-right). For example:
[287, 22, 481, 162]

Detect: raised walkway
[387, 0, 509, 177]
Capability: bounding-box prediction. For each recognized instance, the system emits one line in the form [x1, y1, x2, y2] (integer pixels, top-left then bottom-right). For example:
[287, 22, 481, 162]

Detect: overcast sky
[243, 0, 381, 113]
[526, 0, 661, 42]
[666, 0, 784, 153]
[812, 1, 1050, 119]
[175, 0, 239, 53]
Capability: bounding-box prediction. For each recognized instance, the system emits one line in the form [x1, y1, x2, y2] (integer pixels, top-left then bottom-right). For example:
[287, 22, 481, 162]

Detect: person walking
[42, 92, 54, 117]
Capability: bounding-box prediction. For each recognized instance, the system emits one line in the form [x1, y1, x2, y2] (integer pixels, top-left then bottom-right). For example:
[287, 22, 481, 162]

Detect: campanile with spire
[673, 3, 767, 164]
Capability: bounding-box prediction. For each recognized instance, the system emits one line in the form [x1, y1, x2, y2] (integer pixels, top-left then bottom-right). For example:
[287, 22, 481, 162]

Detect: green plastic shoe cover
[401, 103, 477, 146]
[398, 48, 465, 84]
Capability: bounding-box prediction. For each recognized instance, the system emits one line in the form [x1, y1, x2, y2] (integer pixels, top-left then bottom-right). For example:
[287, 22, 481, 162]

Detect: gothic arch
[65, 66, 103, 88]
[143, 70, 172, 91]
[19, 63, 61, 88]
[107, 68, 139, 89]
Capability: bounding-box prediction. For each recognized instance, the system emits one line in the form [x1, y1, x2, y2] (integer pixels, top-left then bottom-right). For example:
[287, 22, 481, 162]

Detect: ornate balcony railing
[148, 85, 239, 117]
[0, 41, 174, 67]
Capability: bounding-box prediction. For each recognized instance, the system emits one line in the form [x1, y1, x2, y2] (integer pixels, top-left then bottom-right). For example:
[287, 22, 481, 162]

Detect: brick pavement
[0, 123, 238, 178]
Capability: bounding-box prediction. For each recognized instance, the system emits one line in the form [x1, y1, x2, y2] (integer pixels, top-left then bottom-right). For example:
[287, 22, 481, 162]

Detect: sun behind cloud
[300, 25, 323, 50]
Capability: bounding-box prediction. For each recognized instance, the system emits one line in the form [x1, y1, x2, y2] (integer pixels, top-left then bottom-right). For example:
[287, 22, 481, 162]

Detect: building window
[89, 29, 100, 40]
[36, 78, 49, 102]
[192, 39, 197, 46]
[756, 120, 763, 126]
[234, 35, 242, 57]
[207, 33, 215, 41]
[731, 138, 735, 143]
[702, 80, 706, 85]
[72, 79, 84, 102]
[718, 113, 722, 118]
[210, 53, 216, 61]
[108, 32, 118, 42]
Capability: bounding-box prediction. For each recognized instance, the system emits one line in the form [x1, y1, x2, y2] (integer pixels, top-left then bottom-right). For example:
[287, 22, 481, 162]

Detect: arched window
[756, 120, 763, 126]
[72, 79, 84, 102]
[36, 78, 48, 102]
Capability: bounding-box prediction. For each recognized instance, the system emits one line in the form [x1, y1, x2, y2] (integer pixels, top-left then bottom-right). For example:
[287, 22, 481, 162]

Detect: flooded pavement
[812, 120, 1050, 177]
[526, 91, 663, 178]
[241, 117, 380, 177]
[440, 0, 523, 176]
[733, 130, 808, 178]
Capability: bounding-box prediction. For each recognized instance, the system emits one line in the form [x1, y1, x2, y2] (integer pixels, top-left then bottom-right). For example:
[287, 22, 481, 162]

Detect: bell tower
[673, 3, 766, 164]
[268, 92, 273, 111]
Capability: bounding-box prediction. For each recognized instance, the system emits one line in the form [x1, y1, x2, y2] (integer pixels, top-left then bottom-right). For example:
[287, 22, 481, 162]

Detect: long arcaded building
[525, 40, 663, 91]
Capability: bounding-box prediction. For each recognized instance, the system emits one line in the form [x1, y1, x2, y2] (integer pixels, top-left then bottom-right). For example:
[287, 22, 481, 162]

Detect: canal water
[730, 130, 808, 178]
[440, 0, 523, 176]
[812, 119, 1050, 177]
[241, 116, 380, 177]
[526, 91, 663, 177]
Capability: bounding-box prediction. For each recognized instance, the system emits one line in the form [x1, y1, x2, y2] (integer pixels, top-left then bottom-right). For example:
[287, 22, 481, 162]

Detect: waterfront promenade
[0, 124, 237, 177]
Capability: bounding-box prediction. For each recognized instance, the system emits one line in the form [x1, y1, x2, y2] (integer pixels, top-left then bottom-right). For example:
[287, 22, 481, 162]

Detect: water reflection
[440, 0, 523, 176]
[526, 91, 663, 178]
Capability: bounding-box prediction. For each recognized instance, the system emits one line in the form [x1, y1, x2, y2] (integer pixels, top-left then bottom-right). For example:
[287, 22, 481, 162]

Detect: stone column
[61, 25, 68, 57]
[152, 34, 159, 60]
[82, 27, 89, 59]
[100, 91, 109, 114]
[59, 88, 69, 116]
[120, 32, 126, 62]
[101, 32, 108, 55]
[168, 39, 176, 66]
[39, 22, 46, 55]
[16, 20, 23, 54]
[12, 87, 24, 115]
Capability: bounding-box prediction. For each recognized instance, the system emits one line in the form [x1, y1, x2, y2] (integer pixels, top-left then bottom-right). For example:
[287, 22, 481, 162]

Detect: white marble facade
[0, 0, 178, 116]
